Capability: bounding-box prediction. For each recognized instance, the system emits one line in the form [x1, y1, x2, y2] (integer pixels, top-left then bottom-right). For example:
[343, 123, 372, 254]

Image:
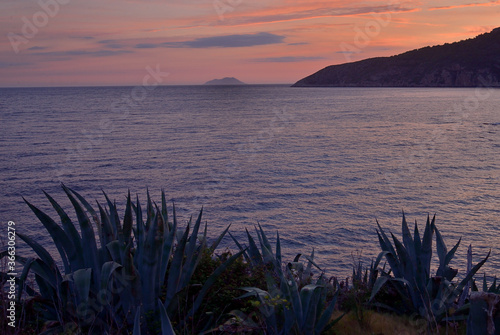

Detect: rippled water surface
[1, 85, 499, 277]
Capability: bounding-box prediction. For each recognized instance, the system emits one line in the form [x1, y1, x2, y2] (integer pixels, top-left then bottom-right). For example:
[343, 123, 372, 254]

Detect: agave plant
[241, 270, 341, 335]
[1, 185, 242, 334]
[369, 213, 490, 330]
[473, 274, 500, 294]
[466, 274, 500, 335]
[233, 225, 342, 334]
[229, 224, 282, 271]
[467, 291, 500, 335]
[351, 253, 384, 291]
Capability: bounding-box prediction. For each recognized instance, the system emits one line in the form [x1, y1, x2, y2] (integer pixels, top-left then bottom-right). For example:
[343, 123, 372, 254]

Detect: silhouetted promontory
[292, 27, 500, 87]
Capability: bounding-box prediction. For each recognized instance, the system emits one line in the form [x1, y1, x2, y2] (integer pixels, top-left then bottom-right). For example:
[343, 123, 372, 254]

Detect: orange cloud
[429, 0, 500, 11]
[207, 2, 421, 28]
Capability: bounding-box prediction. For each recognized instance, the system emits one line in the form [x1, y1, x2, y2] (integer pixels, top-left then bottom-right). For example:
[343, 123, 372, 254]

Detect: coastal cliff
[292, 27, 500, 87]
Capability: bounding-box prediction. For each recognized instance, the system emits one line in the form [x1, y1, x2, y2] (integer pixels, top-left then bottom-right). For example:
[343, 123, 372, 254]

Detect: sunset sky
[0, 0, 499, 87]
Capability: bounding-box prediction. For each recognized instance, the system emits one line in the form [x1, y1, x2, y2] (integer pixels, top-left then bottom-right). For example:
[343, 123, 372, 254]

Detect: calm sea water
[1, 85, 499, 278]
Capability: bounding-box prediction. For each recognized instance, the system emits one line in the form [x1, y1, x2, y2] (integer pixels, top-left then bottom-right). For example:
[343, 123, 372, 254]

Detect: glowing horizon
[0, 0, 498, 87]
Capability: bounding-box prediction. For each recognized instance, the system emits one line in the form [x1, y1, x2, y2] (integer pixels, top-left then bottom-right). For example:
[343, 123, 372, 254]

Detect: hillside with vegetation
[293, 27, 500, 87]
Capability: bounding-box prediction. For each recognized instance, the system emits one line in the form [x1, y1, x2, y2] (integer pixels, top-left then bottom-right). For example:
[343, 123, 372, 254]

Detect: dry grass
[328, 310, 425, 335]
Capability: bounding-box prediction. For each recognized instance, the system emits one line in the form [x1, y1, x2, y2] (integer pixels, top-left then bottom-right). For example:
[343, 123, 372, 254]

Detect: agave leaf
[97, 202, 115, 248]
[257, 223, 274, 256]
[444, 238, 461, 266]
[440, 238, 461, 280]
[16, 232, 62, 282]
[119, 256, 141, 325]
[285, 267, 304, 326]
[43, 190, 85, 268]
[34, 272, 57, 301]
[165, 219, 190, 309]
[323, 312, 345, 334]
[276, 231, 282, 266]
[373, 251, 390, 270]
[303, 249, 314, 280]
[255, 225, 275, 266]
[180, 208, 204, 284]
[171, 201, 178, 236]
[376, 221, 401, 278]
[420, 215, 434, 278]
[452, 250, 490, 300]
[100, 261, 122, 291]
[122, 191, 134, 245]
[390, 232, 411, 279]
[187, 249, 246, 318]
[23, 198, 72, 273]
[102, 190, 121, 239]
[413, 220, 421, 253]
[141, 212, 164, 311]
[316, 289, 340, 334]
[210, 224, 231, 252]
[62, 185, 100, 278]
[300, 285, 320, 332]
[277, 273, 296, 333]
[482, 273, 489, 292]
[107, 240, 125, 265]
[134, 195, 145, 262]
[245, 228, 263, 265]
[489, 277, 498, 293]
[369, 276, 390, 302]
[158, 299, 176, 335]
[133, 307, 141, 335]
[401, 212, 416, 266]
[17, 257, 36, 302]
[434, 223, 448, 268]
[161, 191, 169, 229]
[240, 286, 279, 331]
[43, 190, 82, 245]
[229, 231, 251, 264]
[304, 249, 324, 274]
[200, 220, 208, 247]
[159, 210, 177, 283]
[458, 245, 473, 307]
[67, 186, 102, 243]
[239, 287, 271, 299]
[14, 255, 58, 293]
[146, 189, 154, 229]
[73, 268, 92, 310]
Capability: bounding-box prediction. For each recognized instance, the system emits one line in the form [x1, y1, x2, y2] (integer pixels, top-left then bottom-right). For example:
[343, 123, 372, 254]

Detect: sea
[1, 85, 499, 279]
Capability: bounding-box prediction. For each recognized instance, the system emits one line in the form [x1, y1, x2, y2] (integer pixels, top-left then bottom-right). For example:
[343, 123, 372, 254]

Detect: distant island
[292, 27, 500, 87]
[204, 77, 246, 85]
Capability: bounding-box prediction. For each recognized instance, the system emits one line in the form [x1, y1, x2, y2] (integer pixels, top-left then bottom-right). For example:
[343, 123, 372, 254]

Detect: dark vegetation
[1, 186, 499, 334]
[292, 27, 500, 87]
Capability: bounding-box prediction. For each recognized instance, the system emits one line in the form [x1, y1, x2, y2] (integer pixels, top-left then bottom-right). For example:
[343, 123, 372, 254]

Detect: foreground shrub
[1, 188, 497, 334]
[234, 226, 342, 334]
[370, 214, 490, 332]
[0, 185, 242, 334]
